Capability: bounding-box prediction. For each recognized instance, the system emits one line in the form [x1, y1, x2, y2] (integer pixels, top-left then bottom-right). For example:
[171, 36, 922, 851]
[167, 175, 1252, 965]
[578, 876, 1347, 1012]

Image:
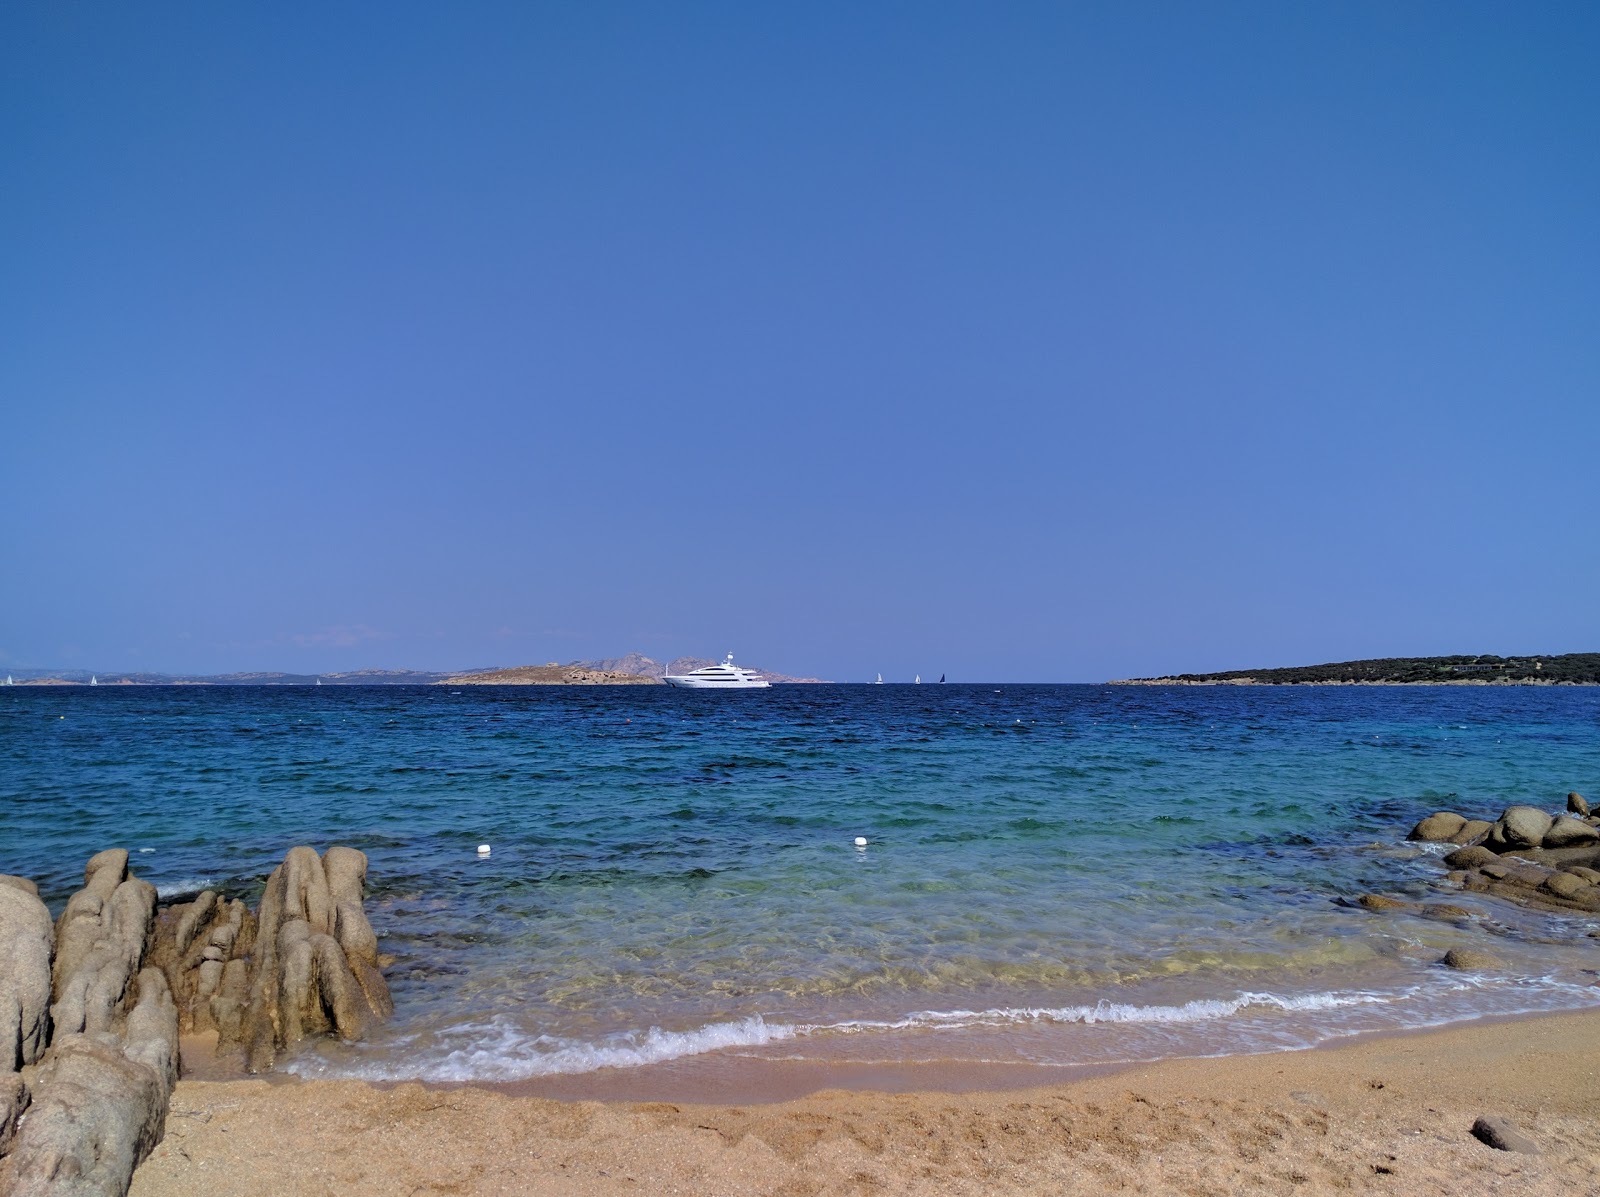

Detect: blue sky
[3, 3, 1596, 681]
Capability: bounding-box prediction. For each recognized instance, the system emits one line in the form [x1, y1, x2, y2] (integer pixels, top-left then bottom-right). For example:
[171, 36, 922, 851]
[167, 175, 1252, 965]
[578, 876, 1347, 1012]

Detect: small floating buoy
[477, 844, 491, 856]
[854, 836, 868, 847]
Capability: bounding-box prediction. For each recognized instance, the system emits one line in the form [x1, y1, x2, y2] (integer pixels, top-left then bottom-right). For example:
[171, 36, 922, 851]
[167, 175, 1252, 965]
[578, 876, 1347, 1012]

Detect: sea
[4, 683, 1598, 1092]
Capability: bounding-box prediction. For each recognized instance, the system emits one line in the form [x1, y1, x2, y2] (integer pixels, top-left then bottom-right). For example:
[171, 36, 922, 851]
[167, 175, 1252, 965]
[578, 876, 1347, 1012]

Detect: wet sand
[131, 1008, 1600, 1196]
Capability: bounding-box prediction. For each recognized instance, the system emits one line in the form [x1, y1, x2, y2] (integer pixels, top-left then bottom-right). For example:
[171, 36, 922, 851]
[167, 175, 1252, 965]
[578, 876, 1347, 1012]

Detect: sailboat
[874, 673, 883, 684]
[914, 675, 921, 684]
[4, 675, 11, 686]
[939, 674, 945, 683]
[89, 675, 98, 686]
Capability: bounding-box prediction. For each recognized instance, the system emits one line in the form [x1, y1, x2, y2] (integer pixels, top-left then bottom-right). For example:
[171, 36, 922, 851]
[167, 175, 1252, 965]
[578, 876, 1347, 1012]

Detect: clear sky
[3, 3, 1596, 682]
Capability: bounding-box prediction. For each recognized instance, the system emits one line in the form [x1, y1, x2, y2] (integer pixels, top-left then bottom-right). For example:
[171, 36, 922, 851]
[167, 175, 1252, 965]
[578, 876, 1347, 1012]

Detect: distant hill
[2, 653, 827, 686]
[448, 654, 826, 685]
[1112, 653, 1600, 685]
[446, 664, 661, 686]
[3, 668, 460, 686]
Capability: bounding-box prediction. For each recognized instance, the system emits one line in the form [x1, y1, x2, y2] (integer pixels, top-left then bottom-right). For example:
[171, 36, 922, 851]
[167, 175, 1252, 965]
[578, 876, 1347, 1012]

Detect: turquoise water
[4, 684, 1598, 1081]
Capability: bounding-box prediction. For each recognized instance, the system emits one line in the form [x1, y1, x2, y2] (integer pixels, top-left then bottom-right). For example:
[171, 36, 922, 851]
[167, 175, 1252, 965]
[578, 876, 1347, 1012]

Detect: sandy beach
[127, 1009, 1600, 1197]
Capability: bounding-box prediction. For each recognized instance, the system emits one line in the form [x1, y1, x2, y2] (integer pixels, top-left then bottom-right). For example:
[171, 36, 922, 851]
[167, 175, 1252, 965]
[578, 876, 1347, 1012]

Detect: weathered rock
[1357, 894, 1412, 912]
[0, 1070, 27, 1157]
[1569, 792, 1590, 817]
[1542, 872, 1592, 901]
[1564, 866, 1600, 884]
[1408, 812, 1466, 842]
[173, 890, 217, 957]
[0, 883, 55, 1069]
[278, 924, 370, 1045]
[323, 847, 377, 966]
[1442, 947, 1502, 970]
[0, 854, 183, 1197]
[322, 847, 392, 1020]
[122, 970, 179, 1094]
[1419, 904, 1474, 922]
[1451, 819, 1493, 845]
[0, 875, 40, 897]
[1542, 816, 1600, 849]
[1, 1032, 172, 1197]
[52, 851, 129, 993]
[1443, 846, 1497, 870]
[219, 845, 392, 1072]
[280, 846, 335, 936]
[1471, 1114, 1537, 1153]
[1479, 861, 1551, 887]
[51, 876, 157, 1039]
[1488, 806, 1554, 851]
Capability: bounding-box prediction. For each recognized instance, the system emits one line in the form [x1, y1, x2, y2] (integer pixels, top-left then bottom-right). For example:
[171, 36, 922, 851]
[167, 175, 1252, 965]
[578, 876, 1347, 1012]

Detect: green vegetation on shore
[1115, 653, 1600, 685]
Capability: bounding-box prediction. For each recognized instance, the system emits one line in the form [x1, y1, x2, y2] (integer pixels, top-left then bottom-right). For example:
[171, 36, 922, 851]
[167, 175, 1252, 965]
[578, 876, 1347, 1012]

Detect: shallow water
[4, 683, 1598, 1081]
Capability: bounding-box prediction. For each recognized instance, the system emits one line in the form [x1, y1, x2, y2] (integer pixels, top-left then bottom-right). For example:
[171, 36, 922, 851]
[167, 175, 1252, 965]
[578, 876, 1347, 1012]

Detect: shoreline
[133, 1007, 1600, 1195]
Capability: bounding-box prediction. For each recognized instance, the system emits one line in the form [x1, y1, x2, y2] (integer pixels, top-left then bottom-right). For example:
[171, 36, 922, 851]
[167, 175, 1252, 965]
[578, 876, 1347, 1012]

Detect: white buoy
[477, 844, 491, 856]
[854, 836, 868, 847]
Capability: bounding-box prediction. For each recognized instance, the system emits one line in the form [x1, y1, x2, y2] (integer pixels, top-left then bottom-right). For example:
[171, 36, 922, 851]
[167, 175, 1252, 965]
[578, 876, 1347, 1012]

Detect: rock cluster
[215, 845, 393, 1073]
[1401, 793, 1600, 917]
[1, 851, 177, 1197]
[0, 845, 390, 1197]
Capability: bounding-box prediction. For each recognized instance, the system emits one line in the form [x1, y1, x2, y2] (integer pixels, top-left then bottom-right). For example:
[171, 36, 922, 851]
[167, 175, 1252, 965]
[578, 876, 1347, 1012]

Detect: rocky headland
[0, 845, 391, 1196]
[1112, 653, 1600, 685]
[447, 664, 663, 685]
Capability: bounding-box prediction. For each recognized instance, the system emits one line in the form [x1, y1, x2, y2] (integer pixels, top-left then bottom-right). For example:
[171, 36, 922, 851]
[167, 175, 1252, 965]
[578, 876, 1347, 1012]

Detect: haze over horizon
[4, 4, 1596, 684]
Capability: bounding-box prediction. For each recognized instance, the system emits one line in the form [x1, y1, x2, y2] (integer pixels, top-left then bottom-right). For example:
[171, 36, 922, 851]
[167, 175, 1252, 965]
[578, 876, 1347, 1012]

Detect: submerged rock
[1441, 947, 1502, 971]
[1442, 846, 1496, 870]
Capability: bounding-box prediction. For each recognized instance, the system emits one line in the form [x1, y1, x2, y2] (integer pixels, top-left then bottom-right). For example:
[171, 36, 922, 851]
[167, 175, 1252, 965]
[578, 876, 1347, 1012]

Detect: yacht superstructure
[662, 653, 770, 689]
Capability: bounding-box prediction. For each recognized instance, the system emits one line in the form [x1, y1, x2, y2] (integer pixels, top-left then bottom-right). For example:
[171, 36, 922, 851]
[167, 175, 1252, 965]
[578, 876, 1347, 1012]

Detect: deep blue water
[4, 683, 1598, 1080]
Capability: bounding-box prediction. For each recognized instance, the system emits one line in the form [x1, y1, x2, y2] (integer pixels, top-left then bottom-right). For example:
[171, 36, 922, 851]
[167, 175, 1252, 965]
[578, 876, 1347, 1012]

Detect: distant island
[1112, 653, 1600, 686]
[2, 653, 825, 686]
[445, 653, 824, 685]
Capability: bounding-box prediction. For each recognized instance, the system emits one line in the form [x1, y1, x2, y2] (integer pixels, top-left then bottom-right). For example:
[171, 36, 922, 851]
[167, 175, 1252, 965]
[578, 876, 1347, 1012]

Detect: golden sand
[128, 1009, 1600, 1196]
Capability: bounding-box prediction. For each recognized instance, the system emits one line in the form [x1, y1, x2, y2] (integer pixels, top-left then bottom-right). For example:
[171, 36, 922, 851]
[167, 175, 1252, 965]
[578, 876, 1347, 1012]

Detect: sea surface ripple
[3, 683, 1598, 1080]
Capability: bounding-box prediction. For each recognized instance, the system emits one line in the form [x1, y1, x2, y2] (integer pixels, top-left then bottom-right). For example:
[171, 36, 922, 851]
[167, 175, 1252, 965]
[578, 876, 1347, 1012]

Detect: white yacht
[663, 653, 770, 689]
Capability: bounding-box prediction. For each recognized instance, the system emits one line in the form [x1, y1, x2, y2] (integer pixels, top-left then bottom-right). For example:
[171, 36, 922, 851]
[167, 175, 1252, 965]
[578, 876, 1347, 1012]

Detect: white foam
[283, 978, 1600, 1084]
[288, 1014, 800, 1082]
[823, 989, 1390, 1034]
[156, 878, 215, 898]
